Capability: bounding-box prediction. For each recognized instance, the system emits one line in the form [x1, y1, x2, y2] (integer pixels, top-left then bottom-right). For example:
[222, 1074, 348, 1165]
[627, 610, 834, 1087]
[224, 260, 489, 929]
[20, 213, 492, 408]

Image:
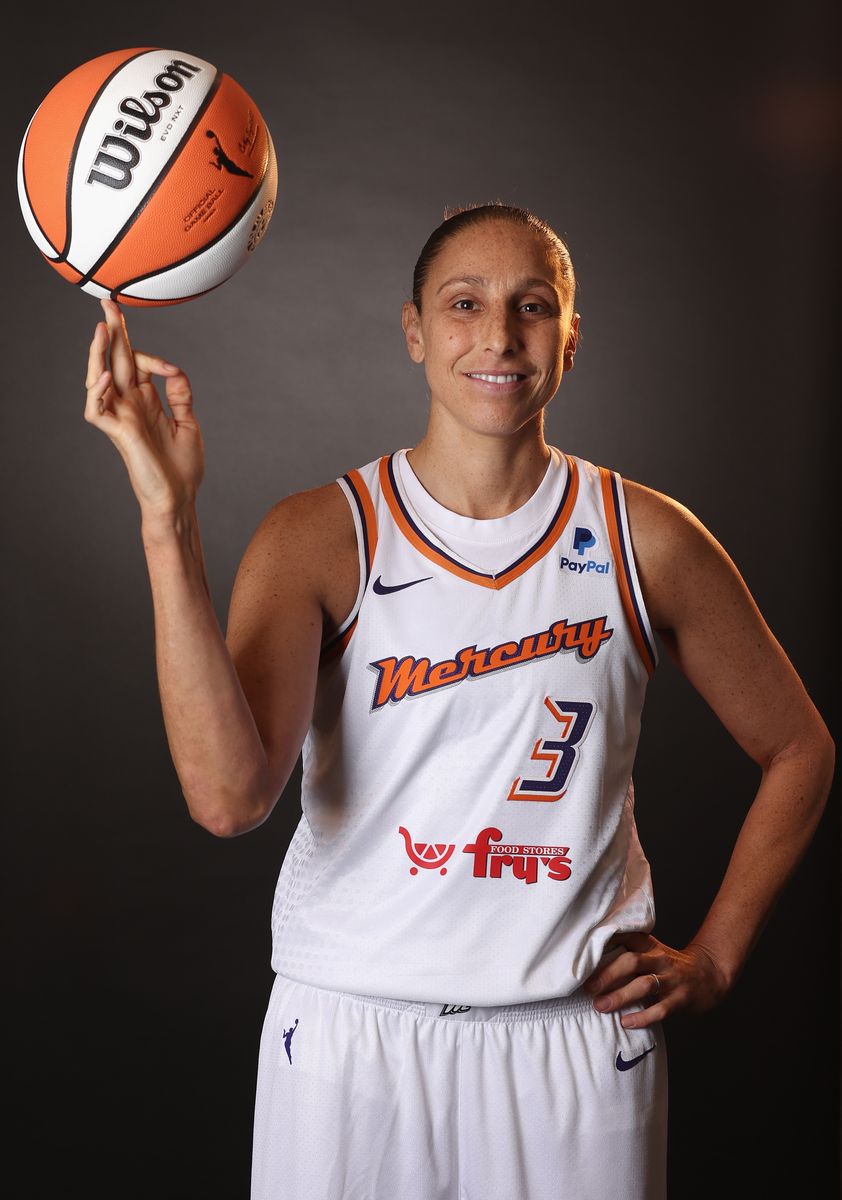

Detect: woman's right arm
[84, 299, 354, 836]
[139, 495, 332, 837]
[140, 504, 282, 836]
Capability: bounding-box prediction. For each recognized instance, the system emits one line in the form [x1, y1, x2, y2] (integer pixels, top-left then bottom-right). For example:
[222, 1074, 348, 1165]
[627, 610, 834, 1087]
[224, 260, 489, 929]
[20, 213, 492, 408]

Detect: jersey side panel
[274, 461, 380, 950]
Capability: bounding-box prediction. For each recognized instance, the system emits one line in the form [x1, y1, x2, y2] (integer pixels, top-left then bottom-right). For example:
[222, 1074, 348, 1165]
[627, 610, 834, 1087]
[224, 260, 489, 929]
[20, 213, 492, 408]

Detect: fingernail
[594, 997, 612, 1011]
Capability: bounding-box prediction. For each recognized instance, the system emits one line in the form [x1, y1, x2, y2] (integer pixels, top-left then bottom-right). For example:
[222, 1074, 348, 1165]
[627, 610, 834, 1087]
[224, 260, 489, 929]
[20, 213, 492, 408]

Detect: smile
[464, 373, 528, 391]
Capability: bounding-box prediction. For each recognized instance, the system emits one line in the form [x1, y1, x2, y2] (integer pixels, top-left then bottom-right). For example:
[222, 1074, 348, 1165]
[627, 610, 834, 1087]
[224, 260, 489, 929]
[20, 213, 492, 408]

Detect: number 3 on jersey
[507, 697, 596, 802]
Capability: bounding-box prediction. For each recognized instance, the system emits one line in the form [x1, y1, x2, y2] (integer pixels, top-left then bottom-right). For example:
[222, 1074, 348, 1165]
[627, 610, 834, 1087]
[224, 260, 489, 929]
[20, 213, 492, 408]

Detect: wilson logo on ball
[87, 58, 204, 190]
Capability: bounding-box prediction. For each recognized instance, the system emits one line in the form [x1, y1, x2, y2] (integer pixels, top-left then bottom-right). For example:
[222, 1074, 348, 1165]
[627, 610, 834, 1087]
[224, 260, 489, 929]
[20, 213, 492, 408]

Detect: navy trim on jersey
[607, 473, 657, 674]
[343, 471, 372, 583]
[387, 452, 573, 582]
[320, 471, 371, 657]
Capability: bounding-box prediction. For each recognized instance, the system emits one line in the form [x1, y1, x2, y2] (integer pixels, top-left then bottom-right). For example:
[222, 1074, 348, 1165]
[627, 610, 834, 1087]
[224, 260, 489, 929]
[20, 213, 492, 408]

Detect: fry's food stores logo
[399, 825, 572, 884]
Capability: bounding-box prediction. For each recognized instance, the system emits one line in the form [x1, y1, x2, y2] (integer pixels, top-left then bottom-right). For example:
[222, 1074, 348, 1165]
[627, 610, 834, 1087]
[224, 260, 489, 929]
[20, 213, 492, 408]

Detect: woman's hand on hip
[582, 932, 731, 1029]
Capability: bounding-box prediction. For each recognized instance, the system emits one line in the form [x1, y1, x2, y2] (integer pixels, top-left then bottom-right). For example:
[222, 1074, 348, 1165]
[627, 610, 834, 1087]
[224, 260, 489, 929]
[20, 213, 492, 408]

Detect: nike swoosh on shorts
[615, 1046, 656, 1071]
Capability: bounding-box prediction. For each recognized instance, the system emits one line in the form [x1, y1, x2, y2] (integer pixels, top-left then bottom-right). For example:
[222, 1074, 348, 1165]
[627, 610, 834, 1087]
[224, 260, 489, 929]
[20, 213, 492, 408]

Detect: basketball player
[83, 203, 834, 1199]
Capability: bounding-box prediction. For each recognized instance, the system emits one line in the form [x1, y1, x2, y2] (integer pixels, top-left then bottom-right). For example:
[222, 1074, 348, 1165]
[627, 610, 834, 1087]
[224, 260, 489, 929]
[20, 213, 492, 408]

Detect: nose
[482, 301, 523, 355]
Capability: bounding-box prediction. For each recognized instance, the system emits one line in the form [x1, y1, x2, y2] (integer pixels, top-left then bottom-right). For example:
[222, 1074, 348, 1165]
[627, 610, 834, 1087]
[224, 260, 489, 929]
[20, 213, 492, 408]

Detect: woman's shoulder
[615, 472, 742, 634]
[620, 474, 703, 554]
[263, 443, 396, 536]
[558, 446, 696, 540]
[259, 478, 357, 554]
[240, 480, 359, 632]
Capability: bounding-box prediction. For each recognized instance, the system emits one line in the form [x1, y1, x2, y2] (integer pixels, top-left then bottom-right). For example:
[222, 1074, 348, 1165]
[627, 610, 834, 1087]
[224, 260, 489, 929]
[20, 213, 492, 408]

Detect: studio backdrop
[5, 2, 838, 1197]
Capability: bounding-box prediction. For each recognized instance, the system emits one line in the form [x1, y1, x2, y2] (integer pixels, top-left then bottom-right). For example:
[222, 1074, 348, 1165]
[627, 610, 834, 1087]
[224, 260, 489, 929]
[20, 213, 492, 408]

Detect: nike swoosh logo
[615, 1046, 656, 1071]
[372, 575, 433, 595]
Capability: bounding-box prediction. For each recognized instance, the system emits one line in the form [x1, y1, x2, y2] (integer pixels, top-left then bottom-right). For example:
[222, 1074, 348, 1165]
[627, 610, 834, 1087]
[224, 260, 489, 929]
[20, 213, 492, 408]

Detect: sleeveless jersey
[269, 446, 660, 1005]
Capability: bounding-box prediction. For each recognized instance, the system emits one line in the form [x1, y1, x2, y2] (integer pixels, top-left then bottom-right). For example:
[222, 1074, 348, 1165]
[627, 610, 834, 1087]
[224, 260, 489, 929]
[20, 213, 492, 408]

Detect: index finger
[100, 297, 136, 392]
[85, 321, 109, 389]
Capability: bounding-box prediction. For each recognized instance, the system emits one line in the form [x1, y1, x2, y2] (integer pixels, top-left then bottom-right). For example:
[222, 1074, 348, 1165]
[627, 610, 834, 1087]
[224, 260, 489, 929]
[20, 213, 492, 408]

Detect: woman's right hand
[84, 297, 205, 525]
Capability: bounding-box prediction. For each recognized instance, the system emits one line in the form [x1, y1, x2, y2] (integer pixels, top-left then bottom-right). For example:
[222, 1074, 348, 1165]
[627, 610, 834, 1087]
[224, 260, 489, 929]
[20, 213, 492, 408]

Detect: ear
[402, 301, 425, 364]
[563, 312, 580, 371]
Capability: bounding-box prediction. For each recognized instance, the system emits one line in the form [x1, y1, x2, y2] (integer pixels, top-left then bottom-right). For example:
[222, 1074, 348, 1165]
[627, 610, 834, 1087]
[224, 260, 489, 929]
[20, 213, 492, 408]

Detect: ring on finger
[648, 973, 661, 994]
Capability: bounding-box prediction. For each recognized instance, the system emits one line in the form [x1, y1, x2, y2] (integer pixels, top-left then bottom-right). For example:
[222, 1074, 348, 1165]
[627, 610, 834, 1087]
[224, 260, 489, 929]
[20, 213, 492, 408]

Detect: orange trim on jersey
[346, 467, 378, 570]
[598, 467, 656, 677]
[319, 469, 378, 667]
[378, 453, 579, 591]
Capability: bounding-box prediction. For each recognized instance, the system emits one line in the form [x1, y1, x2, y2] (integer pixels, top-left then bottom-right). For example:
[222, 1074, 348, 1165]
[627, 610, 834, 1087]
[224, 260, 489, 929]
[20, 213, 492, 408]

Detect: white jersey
[269, 446, 660, 1005]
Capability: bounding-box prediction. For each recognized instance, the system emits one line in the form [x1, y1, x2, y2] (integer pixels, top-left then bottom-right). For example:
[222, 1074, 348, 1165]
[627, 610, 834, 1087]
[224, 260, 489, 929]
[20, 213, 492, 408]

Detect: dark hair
[411, 201, 576, 320]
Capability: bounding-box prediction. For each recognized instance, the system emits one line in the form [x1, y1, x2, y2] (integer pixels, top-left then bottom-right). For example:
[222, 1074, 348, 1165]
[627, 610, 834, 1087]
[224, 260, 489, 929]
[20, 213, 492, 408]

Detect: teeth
[469, 373, 522, 383]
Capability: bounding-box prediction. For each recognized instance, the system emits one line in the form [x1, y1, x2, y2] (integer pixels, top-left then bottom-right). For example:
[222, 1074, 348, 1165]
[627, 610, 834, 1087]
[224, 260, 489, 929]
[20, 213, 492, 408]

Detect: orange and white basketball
[17, 47, 278, 306]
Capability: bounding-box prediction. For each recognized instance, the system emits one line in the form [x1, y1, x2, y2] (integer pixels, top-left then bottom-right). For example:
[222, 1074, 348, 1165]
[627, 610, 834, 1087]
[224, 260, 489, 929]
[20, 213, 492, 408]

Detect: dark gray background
[5, 2, 839, 1196]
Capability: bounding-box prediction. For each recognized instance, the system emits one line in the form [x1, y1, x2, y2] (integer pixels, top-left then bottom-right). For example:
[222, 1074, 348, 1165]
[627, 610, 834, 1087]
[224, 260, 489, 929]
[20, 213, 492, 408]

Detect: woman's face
[402, 219, 578, 440]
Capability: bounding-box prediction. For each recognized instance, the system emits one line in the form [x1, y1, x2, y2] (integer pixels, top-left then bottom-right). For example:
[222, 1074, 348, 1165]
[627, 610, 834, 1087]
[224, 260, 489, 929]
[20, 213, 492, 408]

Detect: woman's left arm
[582, 479, 836, 1030]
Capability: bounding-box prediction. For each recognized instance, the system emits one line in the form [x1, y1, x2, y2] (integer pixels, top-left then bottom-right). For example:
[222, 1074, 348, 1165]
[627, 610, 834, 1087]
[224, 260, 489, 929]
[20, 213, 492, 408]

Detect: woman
[84, 202, 834, 1200]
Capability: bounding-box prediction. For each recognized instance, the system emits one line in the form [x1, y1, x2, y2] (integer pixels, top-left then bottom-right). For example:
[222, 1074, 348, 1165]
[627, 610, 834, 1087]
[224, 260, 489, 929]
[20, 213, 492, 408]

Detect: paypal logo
[563, 528, 610, 576]
[572, 526, 597, 556]
[560, 556, 611, 575]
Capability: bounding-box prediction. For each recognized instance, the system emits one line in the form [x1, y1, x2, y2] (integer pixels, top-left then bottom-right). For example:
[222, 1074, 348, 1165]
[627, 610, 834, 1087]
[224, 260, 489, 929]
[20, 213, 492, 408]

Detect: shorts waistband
[307, 980, 596, 1023]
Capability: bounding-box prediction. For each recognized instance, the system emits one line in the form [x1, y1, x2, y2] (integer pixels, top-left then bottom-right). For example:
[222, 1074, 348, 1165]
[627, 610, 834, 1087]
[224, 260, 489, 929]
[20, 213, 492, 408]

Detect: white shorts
[251, 970, 668, 1200]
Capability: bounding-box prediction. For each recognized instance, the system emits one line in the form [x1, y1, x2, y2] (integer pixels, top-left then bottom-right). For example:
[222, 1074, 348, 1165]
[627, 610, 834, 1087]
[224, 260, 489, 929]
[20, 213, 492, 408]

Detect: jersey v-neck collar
[378, 449, 579, 591]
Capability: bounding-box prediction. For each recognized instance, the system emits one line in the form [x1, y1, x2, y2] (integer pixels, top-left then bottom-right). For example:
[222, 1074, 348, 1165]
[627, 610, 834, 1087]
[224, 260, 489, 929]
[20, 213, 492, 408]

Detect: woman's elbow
[183, 789, 275, 838]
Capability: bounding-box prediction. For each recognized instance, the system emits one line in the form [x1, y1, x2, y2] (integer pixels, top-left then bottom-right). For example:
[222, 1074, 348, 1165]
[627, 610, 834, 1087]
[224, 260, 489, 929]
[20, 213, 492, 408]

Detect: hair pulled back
[411, 201, 576, 320]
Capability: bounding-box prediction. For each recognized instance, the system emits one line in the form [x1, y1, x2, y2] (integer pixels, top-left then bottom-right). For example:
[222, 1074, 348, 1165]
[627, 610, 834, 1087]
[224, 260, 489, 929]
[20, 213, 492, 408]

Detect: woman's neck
[406, 411, 552, 520]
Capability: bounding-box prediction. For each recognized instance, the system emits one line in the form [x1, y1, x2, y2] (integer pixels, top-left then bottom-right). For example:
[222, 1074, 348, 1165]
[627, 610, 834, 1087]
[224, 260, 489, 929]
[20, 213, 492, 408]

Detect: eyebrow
[436, 275, 560, 296]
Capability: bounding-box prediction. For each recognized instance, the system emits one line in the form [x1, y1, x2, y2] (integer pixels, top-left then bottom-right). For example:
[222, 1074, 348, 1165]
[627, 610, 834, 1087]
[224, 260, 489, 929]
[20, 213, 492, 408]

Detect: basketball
[17, 47, 278, 306]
